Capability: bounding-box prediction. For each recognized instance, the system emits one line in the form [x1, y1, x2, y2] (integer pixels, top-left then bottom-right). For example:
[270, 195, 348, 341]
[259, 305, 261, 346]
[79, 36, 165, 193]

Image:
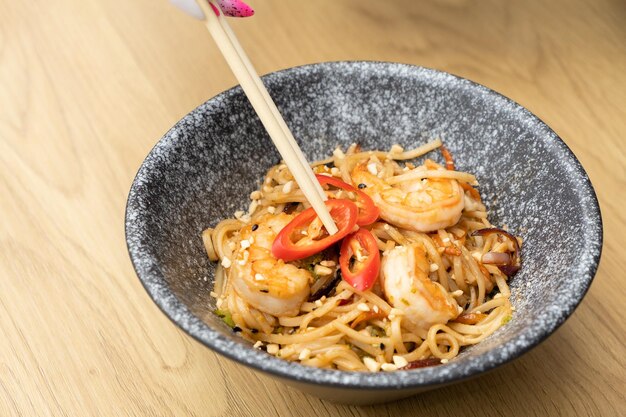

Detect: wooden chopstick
[197, 0, 338, 234]
[216, 15, 329, 204]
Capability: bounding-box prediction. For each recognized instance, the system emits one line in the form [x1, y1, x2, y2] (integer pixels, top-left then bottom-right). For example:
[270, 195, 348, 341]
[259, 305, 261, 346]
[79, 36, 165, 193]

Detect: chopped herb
[368, 326, 386, 338]
[302, 252, 325, 275]
[502, 315, 512, 325]
[358, 183, 367, 189]
[272, 326, 284, 334]
[251, 224, 259, 231]
[233, 326, 242, 333]
[213, 309, 236, 328]
[401, 298, 410, 306]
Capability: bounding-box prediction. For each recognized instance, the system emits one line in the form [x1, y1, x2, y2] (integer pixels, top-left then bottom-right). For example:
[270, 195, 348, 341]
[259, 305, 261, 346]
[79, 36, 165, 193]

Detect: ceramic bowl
[125, 62, 602, 404]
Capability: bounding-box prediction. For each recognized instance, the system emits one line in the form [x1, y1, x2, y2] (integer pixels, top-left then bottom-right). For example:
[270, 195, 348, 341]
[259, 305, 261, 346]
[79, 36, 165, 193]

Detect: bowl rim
[125, 60, 603, 390]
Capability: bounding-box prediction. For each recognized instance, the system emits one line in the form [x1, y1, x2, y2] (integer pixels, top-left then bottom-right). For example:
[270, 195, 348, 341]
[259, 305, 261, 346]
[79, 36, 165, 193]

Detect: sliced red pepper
[339, 228, 381, 291]
[315, 174, 379, 226]
[272, 199, 358, 262]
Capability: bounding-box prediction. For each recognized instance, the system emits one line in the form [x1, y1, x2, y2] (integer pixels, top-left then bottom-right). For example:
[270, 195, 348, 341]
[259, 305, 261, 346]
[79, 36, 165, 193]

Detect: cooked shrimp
[351, 159, 464, 232]
[380, 244, 460, 329]
[230, 213, 311, 316]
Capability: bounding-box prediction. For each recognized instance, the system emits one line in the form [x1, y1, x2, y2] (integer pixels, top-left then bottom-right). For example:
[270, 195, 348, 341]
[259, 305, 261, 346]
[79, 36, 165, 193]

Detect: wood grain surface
[1, 0, 624, 415]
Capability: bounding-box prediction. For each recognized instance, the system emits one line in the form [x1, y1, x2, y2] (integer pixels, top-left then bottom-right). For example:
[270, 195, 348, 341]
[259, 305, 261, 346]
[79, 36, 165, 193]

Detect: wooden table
[1, 0, 624, 415]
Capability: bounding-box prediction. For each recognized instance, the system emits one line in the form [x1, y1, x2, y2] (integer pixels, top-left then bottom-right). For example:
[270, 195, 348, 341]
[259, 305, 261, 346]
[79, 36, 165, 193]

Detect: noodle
[201, 141, 521, 372]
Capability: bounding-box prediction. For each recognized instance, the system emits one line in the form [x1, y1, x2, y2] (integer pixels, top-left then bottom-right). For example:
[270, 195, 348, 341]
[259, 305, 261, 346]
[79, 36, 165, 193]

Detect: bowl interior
[126, 62, 601, 388]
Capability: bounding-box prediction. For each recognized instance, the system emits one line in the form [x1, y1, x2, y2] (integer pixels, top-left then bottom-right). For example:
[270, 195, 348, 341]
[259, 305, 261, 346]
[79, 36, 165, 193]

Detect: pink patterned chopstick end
[217, 0, 254, 17]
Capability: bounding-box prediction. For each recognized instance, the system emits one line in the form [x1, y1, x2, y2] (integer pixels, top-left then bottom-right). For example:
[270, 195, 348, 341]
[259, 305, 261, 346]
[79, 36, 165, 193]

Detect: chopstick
[196, 0, 339, 235]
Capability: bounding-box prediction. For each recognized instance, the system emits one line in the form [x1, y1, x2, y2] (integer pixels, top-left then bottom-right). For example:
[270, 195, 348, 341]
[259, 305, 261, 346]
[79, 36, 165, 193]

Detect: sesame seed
[367, 163, 378, 175]
[216, 298, 223, 308]
[282, 181, 294, 194]
[363, 357, 381, 372]
[373, 305, 380, 313]
[330, 167, 340, 176]
[381, 363, 397, 372]
[220, 257, 232, 268]
[320, 260, 336, 267]
[357, 303, 370, 312]
[452, 290, 464, 297]
[253, 341, 263, 349]
[442, 237, 451, 243]
[393, 355, 408, 368]
[254, 274, 265, 281]
[298, 348, 312, 360]
[267, 206, 276, 214]
[333, 148, 345, 159]
[429, 263, 440, 272]
[266, 344, 279, 354]
[234, 210, 244, 219]
[250, 191, 262, 200]
[210, 291, 218, 298]
[388, 314, 396, 320]
[315, 299, 323, 307]
[240, 240, 251, 249]
[441, 358, 449, 364]
[390, 144, 404, 154]
[457, 306, 464, 314]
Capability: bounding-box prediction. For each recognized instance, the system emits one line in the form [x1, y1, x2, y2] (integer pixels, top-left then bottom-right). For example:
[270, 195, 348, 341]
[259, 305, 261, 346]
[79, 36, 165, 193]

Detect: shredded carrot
[453, 312, 488, 325]
[440, 145, 455, 171]
[444, 246, 462, 256]
[350, 311, 387, 329]
[460, 182, 481, 201]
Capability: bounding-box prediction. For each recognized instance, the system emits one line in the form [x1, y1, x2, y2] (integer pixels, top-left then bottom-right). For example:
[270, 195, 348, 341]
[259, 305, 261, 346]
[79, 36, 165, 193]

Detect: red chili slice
[339, 228, 381, 291]
[272, 199, 358, 262]
[315, 174, 380, 226]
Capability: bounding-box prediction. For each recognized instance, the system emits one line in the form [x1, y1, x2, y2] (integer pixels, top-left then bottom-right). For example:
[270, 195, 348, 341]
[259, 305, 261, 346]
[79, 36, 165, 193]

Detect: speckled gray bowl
[125, 61, 602, 404]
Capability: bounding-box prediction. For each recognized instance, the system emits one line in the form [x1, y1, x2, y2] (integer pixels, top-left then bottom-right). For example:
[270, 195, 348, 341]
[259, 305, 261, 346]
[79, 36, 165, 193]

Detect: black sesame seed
[260, 289, 269, 293]
[358, 183, 367, 189]
[251, 328, 259, 334]
[251, 224, 259, 231]
[379, 343, 385, 349]
[233, 326, 242, 333]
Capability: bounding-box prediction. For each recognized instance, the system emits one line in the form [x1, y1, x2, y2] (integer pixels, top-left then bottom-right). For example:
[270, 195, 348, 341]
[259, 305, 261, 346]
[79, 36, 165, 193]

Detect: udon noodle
[202, 139, 521, 372]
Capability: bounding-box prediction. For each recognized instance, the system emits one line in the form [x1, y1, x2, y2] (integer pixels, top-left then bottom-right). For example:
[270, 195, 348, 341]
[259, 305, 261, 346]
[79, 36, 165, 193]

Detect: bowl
[125, 61, 602, 404]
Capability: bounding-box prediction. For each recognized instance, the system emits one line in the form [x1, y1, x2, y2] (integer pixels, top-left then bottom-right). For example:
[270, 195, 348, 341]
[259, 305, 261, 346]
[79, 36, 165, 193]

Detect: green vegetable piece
[214, 309, 236, 328]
